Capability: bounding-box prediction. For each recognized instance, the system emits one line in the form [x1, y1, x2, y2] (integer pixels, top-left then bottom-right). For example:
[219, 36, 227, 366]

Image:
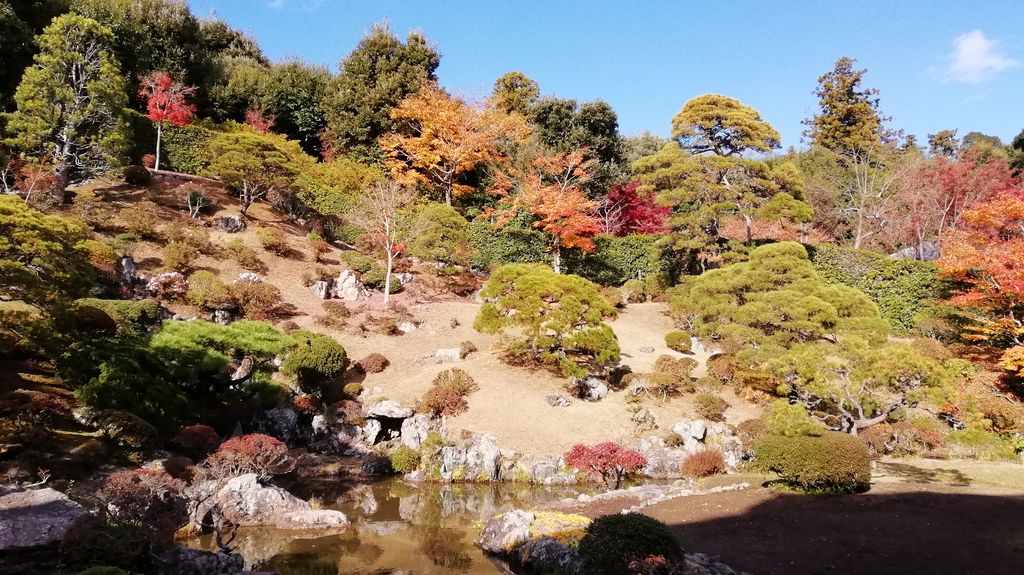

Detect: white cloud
[946, 29, 1018, 83]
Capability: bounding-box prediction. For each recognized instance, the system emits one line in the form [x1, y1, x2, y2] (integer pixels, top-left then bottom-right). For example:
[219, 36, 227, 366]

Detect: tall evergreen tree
[803, 57, 890, 154]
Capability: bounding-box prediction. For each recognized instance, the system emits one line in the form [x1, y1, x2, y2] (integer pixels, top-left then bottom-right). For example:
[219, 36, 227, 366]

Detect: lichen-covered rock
[477, 509, 590, 556]
[0, 488, 89, 551]
[400, 414, 435, 449]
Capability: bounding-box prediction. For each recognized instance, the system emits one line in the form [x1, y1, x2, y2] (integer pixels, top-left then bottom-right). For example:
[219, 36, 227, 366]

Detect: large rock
[518, 537, 579, 572]
[581, 377, 608, 402]
[477, 509, 590, 556]
[169, 547, 245, 575]
[120, 255, 136, 286]
[362, 419, 383, 445]
[190, 474, 348, 530]
[333, 269, 368, 301]
[216, 215, 246, 233]
[365, 400, 414, 419]
[0, 488, 89, 551]
[252, 406, 302, 446]
[400, 414, 435, 449]
[434, 348, 462, 363]
[310, 280, 332, 300]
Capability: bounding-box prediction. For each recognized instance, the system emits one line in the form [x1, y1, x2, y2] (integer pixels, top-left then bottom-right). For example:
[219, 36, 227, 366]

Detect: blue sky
[188, 1, 1023, 149]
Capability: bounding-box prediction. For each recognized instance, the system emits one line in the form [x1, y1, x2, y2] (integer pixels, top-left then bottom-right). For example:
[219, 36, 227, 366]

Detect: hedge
[161, 123, 217, 174]
[467, 217, 549, 270]
[755, 432, 871, 493]
[563, 234, 668, 286]
[807, 244, 944, 333]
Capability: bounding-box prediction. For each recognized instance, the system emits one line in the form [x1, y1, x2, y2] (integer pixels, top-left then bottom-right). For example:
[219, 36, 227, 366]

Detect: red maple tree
[138, 71, 197, 171]
[244, 107, 276, 134]
[565, 441, 647, 488]
[596, 180, 670, 236]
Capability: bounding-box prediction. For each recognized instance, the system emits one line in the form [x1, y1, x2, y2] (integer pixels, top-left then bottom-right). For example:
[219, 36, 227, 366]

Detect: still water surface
[195, 479, 595, 574]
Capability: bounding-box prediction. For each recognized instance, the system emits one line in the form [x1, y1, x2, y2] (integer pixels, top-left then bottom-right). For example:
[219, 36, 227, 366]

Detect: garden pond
[191, 478, 598, 574]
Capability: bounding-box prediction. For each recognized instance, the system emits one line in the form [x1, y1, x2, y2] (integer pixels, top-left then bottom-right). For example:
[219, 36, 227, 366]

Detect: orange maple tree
[939, 189, 1024, 348]
[379, 82, 531, 206]
[487, 149, 600, 273]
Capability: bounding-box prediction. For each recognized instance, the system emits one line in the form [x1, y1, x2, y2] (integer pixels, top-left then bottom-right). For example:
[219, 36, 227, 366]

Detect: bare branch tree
[346, 180, 423, 305]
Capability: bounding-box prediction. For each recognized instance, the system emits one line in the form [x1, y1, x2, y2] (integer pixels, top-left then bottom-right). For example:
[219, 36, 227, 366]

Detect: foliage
[346, 180, 422, 303]
[681, 450, 726, 478]
[160, 122, 215, 174]
[563, 234, 668, 286]
[225, 238, 265, 272]
[256, 226, 289, 255]
[251, 60, 330, 156]
[296, 156, 381, 217]
[322, 23, 440, 159]
[162, 241, 199, 273]
[672, 94, 780, 156]
[693, 394, 729, 421]
[203, 130, 312, 215]
[205, 433, 294, 481]
[595, 181, 670, 237]
[172, 424, 221, 458]
[380, 81, 530, 205]
[808, 244, 943, 333]
[122, 165, 151, 186]
[475, 264, 620, 376]
[228, 278, 282, 320]
[93, 410, 161, 455]
[487, 149, 600, 272]
[185, 270, 232, 310]
[577, 514, 682, 574]
[803, 57, 891, 153]
[138, 70, 196, 170]
[467, 215, 549, 270]
[5, 14, 127, 184]
[755, 432, 872, 493]
[565, 442, 647, 488]
[281, 330, 348, 394]
[408, 202, 471, 265]
[492, 71, 539, 115]
[390, 445, 422, 474]
[664, 331, 691, 353]
[74, 299, 161, 338]
[421, 385, 468, 417]
[432, 368, 479, 396]
[763, 400, 826, 437]
[357, 353, 390, 373]
[0, 196, 94, 311]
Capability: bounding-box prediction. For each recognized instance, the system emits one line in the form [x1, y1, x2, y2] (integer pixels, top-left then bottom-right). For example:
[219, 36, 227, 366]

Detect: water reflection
[194, 479, 594, 574]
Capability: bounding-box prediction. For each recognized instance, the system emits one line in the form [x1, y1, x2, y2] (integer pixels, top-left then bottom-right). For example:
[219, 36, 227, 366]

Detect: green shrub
[120, 203, 159, 239]
[654, 355, 697, 382]
[164, 225, 211, 254]
[161, 123, 216, 174]
[693, 393, 729, 421]
[122, 165, 151, 186]
[162, 242, 199, 273]
[281, 331, 348, 394]
[390, 445, 421, 473]
[409, 202, 471, 265]
[665, 331, 692, 353]
[361, 261, 402, 293]
[343, 383, 363, 398]
[577, 513, 683, 574]
[563, 234, 668, 286]
[74, 299, 161, 338]
[467, 216, 549, 270]
[620, 278, 646, 303]
[808, 244, 944, 334]
[186, 271, 232, 310]
[339, 250, 375, 274]
[226, 239, 265, 272]
[256, 227, 289, 255]
[645, 371, 686, 399]
[94, 410, 161, 455]
[754, 432, 871, 493]
[432, 368, 478, 396]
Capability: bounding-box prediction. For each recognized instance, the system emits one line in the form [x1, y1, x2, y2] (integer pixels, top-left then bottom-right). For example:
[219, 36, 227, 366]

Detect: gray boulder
[435, 348, 462, 363]
[365, 400, 414, 419]
[252, 405, 301, 445]
[0, 488, 89, 551]
[518, 537, 579, 572]
[334, 269, 368, 301]
[310, 280, 332, 300]
[189, 474, 348, 530]
[362, 419, 383, 445]
[400, 414, 434, 449]
[216, 215, 246, 233]
[546, 394, 572, 407]
[169, 547, 244, 575]
[476, 509, 535, 553]
[579, 377, 608, 402]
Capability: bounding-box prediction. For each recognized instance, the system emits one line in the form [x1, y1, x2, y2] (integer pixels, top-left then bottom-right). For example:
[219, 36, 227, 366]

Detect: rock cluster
[188, 474, 348, 530]
[0, 488, 89, 552]
[333, 269, 368, 301]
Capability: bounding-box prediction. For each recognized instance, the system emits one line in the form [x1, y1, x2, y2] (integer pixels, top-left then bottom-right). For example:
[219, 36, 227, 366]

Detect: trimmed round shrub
[172, 424, 220, 459]
[228, 279, 282, 320]
[736, 418, 768, 448]
[358, 353, 389, 373]
[282, 332, 348, 393]
[432, 368, 478, 396]
[123, 165, 151, 186]
[578, 513, 683, 574]
[226, 238, 265, 272]
[390, 445, 421, 473]
[755, 432, 872, 494]
[186, 270, 232, 310]
[654, 355, 697, 381]
[421, 386, 468, 417]
[693, 393, 729, 421]
[343, 383, 364, 399]
[257, 227, 289, 255]
[681, 450, 726, 477]
[665, 331, 692, 353]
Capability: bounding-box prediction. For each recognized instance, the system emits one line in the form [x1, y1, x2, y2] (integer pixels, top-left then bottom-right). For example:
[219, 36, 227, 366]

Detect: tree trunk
[552, 246, 561, 274]
[744, 214, 754, 244]
[383, 250, 394, 306]
[155, 122, 162, 171]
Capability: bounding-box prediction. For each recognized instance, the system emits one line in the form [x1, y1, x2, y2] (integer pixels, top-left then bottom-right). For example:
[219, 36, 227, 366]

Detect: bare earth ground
[571, 458, 1024, 575]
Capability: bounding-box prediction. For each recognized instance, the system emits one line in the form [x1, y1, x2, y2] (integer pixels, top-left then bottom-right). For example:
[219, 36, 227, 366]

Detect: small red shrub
[358, 353, 390, 373]
[292, 395, 320, 414]
[566, 442, 647, 488]
[99, 469, 187, 544]
[421, 386, 468, 417]
[204, 433, 294, 481]
[681, 450, 725, 478]
[172, 424, 220, 458]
